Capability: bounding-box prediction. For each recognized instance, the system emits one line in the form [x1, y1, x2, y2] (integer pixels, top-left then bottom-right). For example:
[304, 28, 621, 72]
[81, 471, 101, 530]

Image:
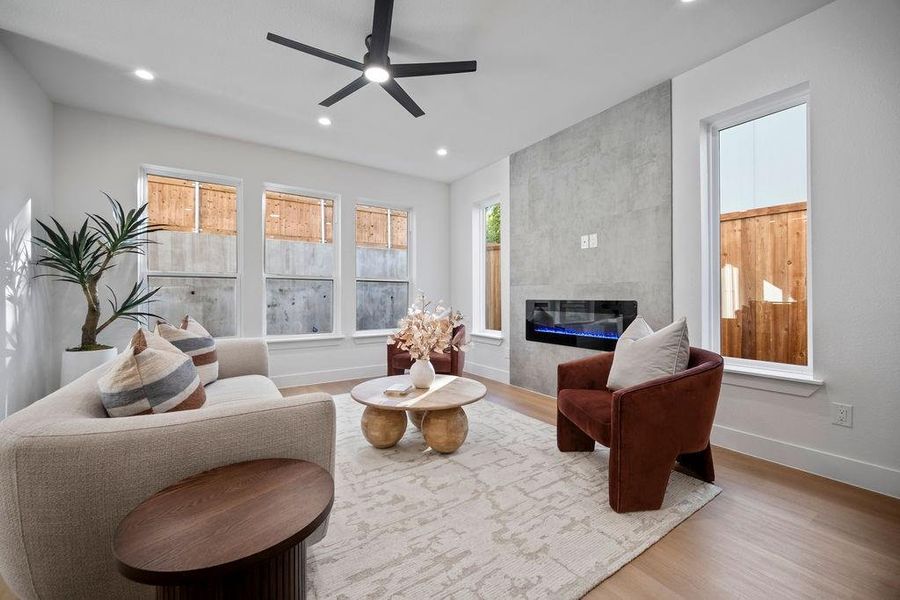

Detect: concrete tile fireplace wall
[509, 82, 673, 396]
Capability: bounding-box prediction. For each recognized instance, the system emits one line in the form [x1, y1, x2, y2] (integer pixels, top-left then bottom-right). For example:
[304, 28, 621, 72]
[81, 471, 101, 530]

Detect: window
[708, 96, 810, 373]
[143, 170, 240, 337]
[475, 199, 502, 333]
[355, 204, 409, 331]
[264, 188, 336, 336]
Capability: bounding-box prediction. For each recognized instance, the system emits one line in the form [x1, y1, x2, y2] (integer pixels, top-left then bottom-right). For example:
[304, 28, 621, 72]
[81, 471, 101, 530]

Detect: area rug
[307, 393, 720, 600]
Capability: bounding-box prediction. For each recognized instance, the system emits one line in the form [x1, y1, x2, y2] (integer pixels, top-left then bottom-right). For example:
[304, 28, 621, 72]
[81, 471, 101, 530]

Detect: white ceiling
[0, 0, 832, 183]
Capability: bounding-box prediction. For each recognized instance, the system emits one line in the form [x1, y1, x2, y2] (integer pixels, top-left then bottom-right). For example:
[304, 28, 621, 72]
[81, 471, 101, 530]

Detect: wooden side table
[114, 459, 334, 600]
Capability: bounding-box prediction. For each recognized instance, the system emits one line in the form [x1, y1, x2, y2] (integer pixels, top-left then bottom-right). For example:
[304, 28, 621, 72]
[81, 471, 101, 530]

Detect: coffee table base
[407, 410, 425, 430]
[422, 407, 469, 454]
[361, 406, 407, 448]
[156, 541, 306, 600]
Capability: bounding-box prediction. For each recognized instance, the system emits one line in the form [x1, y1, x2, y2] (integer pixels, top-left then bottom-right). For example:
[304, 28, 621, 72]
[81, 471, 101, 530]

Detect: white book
[384, 382, 414, 396]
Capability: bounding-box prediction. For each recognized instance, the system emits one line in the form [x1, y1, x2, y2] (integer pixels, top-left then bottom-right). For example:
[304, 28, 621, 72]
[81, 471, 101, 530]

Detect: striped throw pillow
[155, 316, 219, 385]
[98, 329, 206, 417]
[127, 327, 183, 355]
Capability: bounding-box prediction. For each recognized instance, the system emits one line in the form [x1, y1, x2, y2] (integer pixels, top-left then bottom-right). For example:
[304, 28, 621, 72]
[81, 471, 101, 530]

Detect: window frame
[472, 194, 503, 336]
[261, 182, 341, 340]
[353, 198, 414, 334]
[138, 164, 243, 337]
[701, 84, 815, 379]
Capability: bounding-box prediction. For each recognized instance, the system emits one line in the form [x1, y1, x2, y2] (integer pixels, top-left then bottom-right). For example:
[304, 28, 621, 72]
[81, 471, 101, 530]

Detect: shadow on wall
[1, 198, 54, 418]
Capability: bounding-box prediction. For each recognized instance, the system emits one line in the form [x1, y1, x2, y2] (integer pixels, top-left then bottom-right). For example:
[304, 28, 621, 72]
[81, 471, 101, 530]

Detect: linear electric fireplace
[525, 300, 637, 351]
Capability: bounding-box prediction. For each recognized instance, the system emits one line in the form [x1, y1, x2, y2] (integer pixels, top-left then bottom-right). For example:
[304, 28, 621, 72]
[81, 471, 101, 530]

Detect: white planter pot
[409, 358, 436, 389]
[60, 347, 118, 387]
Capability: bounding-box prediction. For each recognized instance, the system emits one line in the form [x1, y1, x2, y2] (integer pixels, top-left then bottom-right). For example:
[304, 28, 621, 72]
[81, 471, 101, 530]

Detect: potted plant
[34, 194, 162, 385]
[388, 293, 466, 388]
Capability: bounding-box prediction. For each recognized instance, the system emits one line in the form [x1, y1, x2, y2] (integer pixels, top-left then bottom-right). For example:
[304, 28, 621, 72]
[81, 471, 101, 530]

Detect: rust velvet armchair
[556, 347, 724, 512]
[387, 324, 467, 377]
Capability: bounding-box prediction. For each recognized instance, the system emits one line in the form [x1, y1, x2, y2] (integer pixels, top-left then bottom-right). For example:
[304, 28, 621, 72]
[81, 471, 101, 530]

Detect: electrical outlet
[832, 402, 853, 428]
[580, 234, 589, 249]
[589, 233, 598, 248]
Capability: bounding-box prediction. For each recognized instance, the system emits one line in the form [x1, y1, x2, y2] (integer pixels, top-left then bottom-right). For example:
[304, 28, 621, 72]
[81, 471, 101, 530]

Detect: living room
[0, 0, 898, 598]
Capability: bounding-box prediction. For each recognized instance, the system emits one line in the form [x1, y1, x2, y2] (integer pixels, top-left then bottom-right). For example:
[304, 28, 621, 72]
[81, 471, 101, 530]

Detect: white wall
[672, 0, 900, 497]
[0, 41, 55, 417]
[449, 158, 510, 382]
[51, 105, 450, 387]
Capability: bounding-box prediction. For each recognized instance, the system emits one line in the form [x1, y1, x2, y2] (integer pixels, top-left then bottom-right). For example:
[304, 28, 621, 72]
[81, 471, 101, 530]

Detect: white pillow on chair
[606, 317, 690, 391]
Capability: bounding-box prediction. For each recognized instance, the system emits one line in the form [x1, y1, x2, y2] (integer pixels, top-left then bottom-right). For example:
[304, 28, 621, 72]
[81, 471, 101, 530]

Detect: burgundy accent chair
[387, 324, 467, 377]
[557, 347, 724, 513]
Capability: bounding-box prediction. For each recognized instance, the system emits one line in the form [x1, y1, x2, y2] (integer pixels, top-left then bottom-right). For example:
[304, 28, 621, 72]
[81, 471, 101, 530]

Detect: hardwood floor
[3, 375, 897, 599]
[283, 374, 900, 600]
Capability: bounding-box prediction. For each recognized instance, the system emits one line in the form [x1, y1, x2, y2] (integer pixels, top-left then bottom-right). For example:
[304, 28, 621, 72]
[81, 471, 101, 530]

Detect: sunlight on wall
[2, 199, 32, 418]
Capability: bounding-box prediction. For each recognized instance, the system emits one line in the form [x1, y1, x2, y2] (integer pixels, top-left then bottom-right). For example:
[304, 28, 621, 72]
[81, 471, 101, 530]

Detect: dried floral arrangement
[388, 293, 468, 361]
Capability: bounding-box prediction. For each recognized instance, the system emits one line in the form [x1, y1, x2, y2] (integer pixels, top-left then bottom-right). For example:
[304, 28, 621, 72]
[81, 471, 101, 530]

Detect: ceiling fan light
[364, 66, 390, 83]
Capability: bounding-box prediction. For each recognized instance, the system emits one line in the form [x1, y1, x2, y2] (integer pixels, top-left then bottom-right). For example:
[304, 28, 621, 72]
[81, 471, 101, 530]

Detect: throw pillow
[98, 330, 206, 417]
[126, 327, 183, 355]
[606, 317, 690, 391]
[155, 316, 219, 385]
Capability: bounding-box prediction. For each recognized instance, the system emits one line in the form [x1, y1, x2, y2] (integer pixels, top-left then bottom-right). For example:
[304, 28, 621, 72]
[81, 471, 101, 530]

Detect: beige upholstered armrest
[215, 337, 269, 378]
[0, 393, 334, 600]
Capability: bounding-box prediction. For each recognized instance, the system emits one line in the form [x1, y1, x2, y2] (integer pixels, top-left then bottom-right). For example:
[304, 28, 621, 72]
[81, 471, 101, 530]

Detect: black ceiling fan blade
[320, 76, 369, 107]
[267, 32, 364, 71]
[391, 61, 477, 78]
[381, 79, 424, 117]
[368, 0, 394, 62]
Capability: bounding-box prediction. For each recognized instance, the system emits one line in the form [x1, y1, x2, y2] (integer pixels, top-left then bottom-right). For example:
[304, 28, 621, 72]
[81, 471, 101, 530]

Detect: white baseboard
[465, 361, 510, 384]
[711, 423, 900, 499]
[272, 364, 384, 388]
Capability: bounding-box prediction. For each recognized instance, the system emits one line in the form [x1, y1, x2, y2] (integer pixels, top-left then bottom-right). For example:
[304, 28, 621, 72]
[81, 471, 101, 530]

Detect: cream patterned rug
[307, 394, 720, 600]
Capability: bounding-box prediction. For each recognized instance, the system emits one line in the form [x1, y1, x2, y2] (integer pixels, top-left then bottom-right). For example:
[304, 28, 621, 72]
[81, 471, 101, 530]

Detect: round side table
[114, 459, 334, 600]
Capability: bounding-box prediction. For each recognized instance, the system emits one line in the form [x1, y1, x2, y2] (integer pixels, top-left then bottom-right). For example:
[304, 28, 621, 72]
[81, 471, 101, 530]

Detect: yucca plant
[33, 193, 164, 351]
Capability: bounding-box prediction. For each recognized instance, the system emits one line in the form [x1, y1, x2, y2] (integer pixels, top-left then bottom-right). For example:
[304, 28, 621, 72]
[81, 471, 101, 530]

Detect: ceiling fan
[266, 0, 477, 118]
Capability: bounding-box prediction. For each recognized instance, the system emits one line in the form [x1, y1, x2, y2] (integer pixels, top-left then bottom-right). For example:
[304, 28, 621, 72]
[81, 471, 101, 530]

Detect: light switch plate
[580, 235, 589, 249]
[589, 233, 598, 248]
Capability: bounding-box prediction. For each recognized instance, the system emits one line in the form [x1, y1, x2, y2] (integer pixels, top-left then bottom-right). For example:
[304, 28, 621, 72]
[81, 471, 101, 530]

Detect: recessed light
[134, 68, 155, 81]
[364, 66, 390, 83]
[680, 0, 697, 3]
[318, 116, 332, 126]
[436, 147, 448, 157]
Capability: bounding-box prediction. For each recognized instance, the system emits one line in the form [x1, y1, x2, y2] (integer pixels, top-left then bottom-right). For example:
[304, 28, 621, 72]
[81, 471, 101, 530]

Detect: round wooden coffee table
[114, 459, 333, 600]
[350, 374, 487, 453]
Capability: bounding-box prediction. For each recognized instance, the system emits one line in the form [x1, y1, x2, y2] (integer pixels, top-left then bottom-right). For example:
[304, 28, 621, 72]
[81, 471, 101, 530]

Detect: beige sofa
[0, 338, 335, 600]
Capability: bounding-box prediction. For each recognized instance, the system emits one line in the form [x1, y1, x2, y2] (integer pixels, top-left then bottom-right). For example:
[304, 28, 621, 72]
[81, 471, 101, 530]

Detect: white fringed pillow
[606, 317, 690, 391]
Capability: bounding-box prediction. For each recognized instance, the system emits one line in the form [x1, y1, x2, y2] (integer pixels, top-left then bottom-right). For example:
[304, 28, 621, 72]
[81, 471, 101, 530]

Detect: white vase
[60, 347, 118, 387]
[409, 358, 436, 389]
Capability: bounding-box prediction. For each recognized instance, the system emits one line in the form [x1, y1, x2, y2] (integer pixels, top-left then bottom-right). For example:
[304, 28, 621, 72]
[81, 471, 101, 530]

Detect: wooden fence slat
[485, 243, 501, 330]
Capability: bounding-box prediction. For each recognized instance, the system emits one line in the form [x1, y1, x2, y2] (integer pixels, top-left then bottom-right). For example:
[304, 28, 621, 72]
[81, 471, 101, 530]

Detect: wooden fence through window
[720, 201, 807, 365]
[355, 205, 407, 249]
[485, 242, 501, 330]
[147, 175, 237, 236]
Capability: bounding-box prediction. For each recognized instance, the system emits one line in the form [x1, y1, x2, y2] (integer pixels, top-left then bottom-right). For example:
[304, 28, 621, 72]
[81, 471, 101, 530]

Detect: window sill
[723, 364, 823, 397]
[471, 331, 504, 346]
[352, 330, 394, 344]
[266, 333, 345, 350]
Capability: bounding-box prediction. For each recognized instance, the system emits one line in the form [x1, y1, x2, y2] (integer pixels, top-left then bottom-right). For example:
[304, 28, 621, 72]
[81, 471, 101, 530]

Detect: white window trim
[472, 194, 503, 336]
[138, 164, 244, 337]
[261, 183, 342, 340]
[701, 83, 816, 381]
[353, 198, 414, 333]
